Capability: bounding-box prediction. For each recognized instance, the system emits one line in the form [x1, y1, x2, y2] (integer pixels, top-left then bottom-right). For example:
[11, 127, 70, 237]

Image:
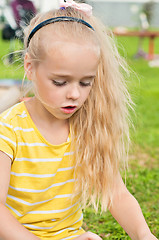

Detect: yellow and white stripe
[0, 102, 84, 240]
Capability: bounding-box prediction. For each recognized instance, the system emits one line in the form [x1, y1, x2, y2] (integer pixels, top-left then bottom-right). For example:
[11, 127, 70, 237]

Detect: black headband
[27, 16, 95, 47]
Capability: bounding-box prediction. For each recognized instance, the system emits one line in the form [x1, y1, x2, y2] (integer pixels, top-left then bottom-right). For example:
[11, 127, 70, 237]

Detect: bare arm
[109, 174, 157, 240]
[0, 151, 40, 240]
[74, 232, 102, 240]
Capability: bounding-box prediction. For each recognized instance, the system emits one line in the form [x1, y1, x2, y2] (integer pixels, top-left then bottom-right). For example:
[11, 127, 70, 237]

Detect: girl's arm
[74, 232, 102, 240]
[109, 173, 157, 240]
[0, 151, 40, 240]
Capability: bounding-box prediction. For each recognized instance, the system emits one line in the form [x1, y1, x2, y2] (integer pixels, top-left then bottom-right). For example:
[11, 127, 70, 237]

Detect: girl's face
[25, 39, 100, 121]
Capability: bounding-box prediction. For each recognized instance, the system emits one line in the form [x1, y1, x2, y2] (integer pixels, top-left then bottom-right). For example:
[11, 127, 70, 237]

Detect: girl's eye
[52, 80, 66, 86]
[80, 81, 92, 87]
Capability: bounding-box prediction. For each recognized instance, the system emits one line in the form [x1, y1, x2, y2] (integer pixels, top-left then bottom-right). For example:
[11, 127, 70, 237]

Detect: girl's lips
[61, 106, 77, 114]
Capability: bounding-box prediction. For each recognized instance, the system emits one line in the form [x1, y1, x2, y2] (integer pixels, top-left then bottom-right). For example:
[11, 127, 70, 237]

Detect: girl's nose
[66, 84, 80, 100]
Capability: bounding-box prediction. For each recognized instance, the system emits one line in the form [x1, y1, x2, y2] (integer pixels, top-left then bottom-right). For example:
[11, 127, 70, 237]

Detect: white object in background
[130, 4, 139, 14]
[40, 0, 60, 12]
[31, 0, 40, 9]
[149, 59, 159, 68]
[0, 0, 5, 7]
[139, 12, 149, 30]
[3, 6, 17, 29]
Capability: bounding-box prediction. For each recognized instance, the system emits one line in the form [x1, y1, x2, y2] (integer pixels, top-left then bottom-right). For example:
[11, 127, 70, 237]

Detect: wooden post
[148, 36, 155, 60]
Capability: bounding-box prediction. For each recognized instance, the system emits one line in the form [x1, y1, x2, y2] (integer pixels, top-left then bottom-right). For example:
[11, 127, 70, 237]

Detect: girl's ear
[24, 53, 34, 81]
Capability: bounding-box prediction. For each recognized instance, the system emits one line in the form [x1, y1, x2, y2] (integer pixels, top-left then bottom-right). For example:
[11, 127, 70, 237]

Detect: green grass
[0, 31, 24, 79]
[119, 36, 159, 156]
[83, 36, 159, 239]
[83, 165, 159, 239]
[0, 32, 159, 239]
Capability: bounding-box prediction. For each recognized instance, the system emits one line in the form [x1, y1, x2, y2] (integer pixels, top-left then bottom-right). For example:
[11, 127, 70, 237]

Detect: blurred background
[0, 0, 158, 239]
[87, 0, 159, 27]
[1, 0, 159, 28]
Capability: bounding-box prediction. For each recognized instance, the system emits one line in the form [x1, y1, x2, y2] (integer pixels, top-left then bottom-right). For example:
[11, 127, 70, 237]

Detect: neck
[25, 97, 69, 129]
[24, 97, 70, 145]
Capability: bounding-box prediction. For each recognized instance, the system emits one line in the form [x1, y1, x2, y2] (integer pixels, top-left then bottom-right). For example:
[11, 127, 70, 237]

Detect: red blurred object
[11, 0, 36, 27]
[113, 29, 159, 60]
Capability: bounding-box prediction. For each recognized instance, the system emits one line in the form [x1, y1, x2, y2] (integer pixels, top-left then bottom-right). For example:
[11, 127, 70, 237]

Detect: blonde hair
[24, 7, 133, 212]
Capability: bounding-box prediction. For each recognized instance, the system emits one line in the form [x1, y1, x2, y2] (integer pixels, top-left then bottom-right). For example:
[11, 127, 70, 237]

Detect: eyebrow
[49, 74, 96, 79]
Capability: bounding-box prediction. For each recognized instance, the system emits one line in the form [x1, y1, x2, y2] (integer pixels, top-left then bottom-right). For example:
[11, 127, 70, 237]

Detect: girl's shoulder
[0, 101, 27, 125]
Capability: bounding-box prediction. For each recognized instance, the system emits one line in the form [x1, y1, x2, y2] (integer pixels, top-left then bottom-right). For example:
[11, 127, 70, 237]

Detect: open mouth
[61, 106, 77, 114]
[63, 106, 76, 109]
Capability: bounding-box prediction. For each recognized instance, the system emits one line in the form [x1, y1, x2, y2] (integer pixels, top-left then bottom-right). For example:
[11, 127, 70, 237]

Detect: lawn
[0, 31, 159, 239]
[83, 36, 159, 239]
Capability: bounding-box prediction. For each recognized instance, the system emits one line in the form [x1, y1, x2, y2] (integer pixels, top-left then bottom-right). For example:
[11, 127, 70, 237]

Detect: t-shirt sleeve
[0, 120, 16, 162]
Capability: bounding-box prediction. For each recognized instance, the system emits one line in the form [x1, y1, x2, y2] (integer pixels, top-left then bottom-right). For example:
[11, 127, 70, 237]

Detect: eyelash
[52, 80, 66, 86]
[80, 82, 91, 87]
[52, 80, 92, 87]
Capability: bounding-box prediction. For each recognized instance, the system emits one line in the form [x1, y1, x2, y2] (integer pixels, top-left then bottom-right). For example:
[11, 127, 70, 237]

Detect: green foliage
[0, 31, 159, 239]
[142, 1, 156, 24]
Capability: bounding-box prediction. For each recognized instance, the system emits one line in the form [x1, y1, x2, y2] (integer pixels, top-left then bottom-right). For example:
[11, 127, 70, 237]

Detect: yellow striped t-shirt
[0, 102, 84, 240]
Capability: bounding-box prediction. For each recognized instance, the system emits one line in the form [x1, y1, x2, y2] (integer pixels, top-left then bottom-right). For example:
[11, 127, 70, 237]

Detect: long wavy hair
[24, 6, 133, 212]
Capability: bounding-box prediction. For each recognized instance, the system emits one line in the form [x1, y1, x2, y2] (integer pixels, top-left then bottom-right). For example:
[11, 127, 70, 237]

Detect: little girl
[0, 1, 157, 240]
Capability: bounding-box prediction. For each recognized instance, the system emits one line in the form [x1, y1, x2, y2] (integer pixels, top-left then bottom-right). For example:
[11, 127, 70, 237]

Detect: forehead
[45, 38, 100, 56]
[37, 39, 100, 78]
